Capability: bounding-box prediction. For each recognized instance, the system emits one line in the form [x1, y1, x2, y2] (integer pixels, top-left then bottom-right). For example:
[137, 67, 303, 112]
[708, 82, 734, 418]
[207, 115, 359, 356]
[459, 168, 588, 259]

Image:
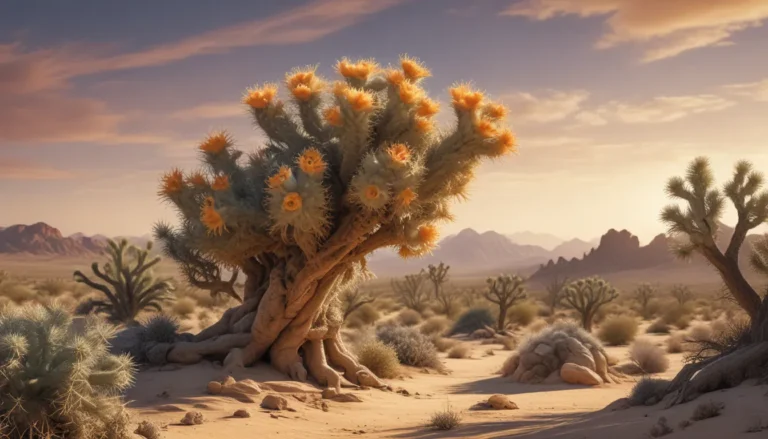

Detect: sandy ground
[124, 333, 768, 439]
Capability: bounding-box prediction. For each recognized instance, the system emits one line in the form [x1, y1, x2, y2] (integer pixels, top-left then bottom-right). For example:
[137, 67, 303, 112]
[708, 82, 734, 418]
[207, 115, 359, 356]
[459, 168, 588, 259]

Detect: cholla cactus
[0, 304, 135, 439]
[562, 276, 618, 331]
[153, 55, 517, 388]
[484, 274, 526, 331]
[73, 239, 174, 324]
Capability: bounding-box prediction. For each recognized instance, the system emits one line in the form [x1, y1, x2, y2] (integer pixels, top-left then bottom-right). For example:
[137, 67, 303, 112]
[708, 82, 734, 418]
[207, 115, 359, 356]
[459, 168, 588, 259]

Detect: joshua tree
[392, 273, 428, 313]
[73, 239, 174, 324]
[545, 275, 569, 314]
[426, 262, 456, 315]
[562, 276, 618, 331]
[484, 274, 526, 331]
[151, 55, 517, 388]
[670, 284, 693, 305]
[341, 288, 375, 319]
[633, 283, 657, 320]
[0, 270, 9, 288]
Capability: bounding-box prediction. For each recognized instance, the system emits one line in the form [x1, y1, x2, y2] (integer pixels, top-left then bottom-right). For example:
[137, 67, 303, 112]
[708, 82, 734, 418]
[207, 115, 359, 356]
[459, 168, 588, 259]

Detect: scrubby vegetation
[484, 274, 526, 331]
[448, 307, 494, 336]
[629, 377, 672, 406]
[447, 343, 471, 359]
[426, 263, 458, 316]
[562, 276, 618, 331]
[376, 325, 441, 369]
[397, 309, 422, 326]
[629, 339, 669, 374]
[507, 301, 538, 327]
[354, 339, 400, 379]
[633, 283, 657, 320]
[427, 405, 461, 431]
[420, 316, 450, 336]
[392, 273, 429, 313]
[597, 315, 638, 346]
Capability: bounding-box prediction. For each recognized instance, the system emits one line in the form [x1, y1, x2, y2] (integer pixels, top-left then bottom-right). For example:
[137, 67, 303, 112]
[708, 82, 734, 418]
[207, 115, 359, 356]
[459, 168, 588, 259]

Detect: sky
[2, 0, 768, 244]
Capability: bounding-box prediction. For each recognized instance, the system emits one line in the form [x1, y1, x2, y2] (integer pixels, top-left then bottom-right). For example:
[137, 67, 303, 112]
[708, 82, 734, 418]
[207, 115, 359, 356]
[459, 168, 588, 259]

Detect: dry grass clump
[662, 304, 692, 329]
[687, 324, 713, 343]
[447, 343, 471, 359]
[649, 417, 673, 437]
[628, 377, 671, 406]
[172, 296, 197, 317]
[354, 303, 381, 325]
[377, 298, 401, 314]
[527, 319, 549, 334]
[0, 282, 36, 303]
[427, 405, 462, 431]
[507, 301, 538, 327]
[397, 309, 423, 327]
[691, 401, 724, 421]
[355, 339, 401, 379]
[646, 319, 671, 334]
[430, 335, 457, 353]
[420, 316, 451, 336]
[597, 315, 638, 346]
[629, 339, 669, 374]
[377, 325, 441, 369]
[666, 333, 686, 353]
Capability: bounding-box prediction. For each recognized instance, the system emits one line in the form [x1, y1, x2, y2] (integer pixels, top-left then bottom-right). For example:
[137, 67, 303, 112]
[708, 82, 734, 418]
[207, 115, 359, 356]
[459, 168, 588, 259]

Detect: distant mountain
[507, 231, 565, 250]
[551, 238, 599, 259]
[0, 223, 153, 256]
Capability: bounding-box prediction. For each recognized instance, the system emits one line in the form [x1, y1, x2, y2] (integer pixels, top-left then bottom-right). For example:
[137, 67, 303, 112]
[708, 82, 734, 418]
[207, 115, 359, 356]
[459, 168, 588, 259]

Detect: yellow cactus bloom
[416, 98, 440, 117]
[344, 88, 374, 112]
[268, 165, 292, 189]
[417, 224, 439, 247]
[397, 187, 417, 206]
[243, 84, 278, 109]
[337, 58, 378, 80]
[450, 85, 484, 111]
[200, 197, 227, 236]
[495, 129, 517, 155]
[159, 169, 184, 196]
[282, 192, 303, 212]
[386, 69, 405, 86]
[484, 103, 508, 120]
[186, 172, 208, 187]
[298, 147, 326, 175]
[199, 131, 231, 154]
[387, 143, 411, 164]
[291, 84, 313, 101]
[415, 116, 433, 133]
[211, 175, 230, 191]
[401, 56, 431, 80]
[364, 185, 381, 200]
[324, 106, 343, 127]
[475, 119, 498, 139]
[398, 245, 418, 259]
[398, 81, 422, 105]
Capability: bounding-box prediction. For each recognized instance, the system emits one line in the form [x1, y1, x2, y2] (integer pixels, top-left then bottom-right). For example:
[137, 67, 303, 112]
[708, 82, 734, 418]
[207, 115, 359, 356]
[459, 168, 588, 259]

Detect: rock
[322, 388, 338, 399]
[261, 394, 289, 410]
[395, 387, 410, 396]
[564, 338, 595, 370]
[591, 348, 610, 383]
[192, 403, 211, 409]
[110, 326, 145, 359]
[321, 401, 329, 412]
[330, 393, 363, 403]
[134, 420, 162, 439]
[233, 409, 251, 418]
[260, 381, 321, 394]
[560, 363, 602, 386]
[180, 411, 204, 425]
[519, 352, 543, 369]
[471, 328, 494, 339]
[206, 381, 222, 394]
[533, 343, 554, 357]
[223, 348, 245, 371]
[488, 394, 518, 410]
[543, 370, 564, 384]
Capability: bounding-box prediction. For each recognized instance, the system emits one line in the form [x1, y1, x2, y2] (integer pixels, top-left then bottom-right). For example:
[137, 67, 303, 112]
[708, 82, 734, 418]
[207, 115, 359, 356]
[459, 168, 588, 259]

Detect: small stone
[261, 394, 289, 410]
[206, 381, 222, 394]
[330, 393, 363, 403]
[134, 420, 162, 439]
[395, 387, 410, 396]
[488, 394, 519, 410]
[180, 411, 204, 425]
[321, 401, 329, 412]
[233, 409, 251, 418]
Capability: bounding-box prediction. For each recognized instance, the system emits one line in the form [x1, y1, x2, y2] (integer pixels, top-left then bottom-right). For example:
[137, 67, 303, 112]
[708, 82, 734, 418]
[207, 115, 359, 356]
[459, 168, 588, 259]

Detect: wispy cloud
[501, 0, 768, 61]
[0, 158, 76, 180]
[170, 102, 245, 120]
[502, 90, 589, 123]
[590, 94, 735, 124]
[724, 78, 768, 101]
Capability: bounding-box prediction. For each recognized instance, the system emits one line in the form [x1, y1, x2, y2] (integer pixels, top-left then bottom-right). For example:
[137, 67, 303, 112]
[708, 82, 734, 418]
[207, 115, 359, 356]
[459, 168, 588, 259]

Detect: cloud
[502, 90, 589, 123]
[592, 94, 735, 124]
[0, 158, 76, 180]
[724, 78, 768, 101]
[170, 102, 245, 120]
[501, 0, 768, 61]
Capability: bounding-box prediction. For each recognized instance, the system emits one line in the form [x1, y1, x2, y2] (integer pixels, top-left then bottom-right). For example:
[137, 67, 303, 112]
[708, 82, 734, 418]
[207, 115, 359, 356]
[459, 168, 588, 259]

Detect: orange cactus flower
[344, 88, 374, 112]
[291, 84, 313, 101]
[475, 119, 498, 139]
[397, 187, 417, 206]
[267, 166, 292, 189]
[332, 81, 348, 97]
[159, 169, 184, 196]
[298, 148, 326, 175]
[282, 192, 303, 212]
[398, 81, 421, 105]
[286, 70, 315, 89]
[398, 245, 418, 259]
[416, 98, 440, 117]
[417, 224, 439, 246]
[414, 116, 433, 133]
[450, 85, 484, 111]
[484, 103, 508, 120]
[495, 129, 517, 155]
[243, 84, 278, 109]
[337, 58, 378, 80]
[200, 197, 227, 236]
[211, 175, 230, 191]
[324, 106, 343, 127]
[186, 172, 208, 187]
[386, 69, 405, 86]
[199, 131, 231, 154]
[364, 185, 381, 200]
[401, 56, 431, 80]
[387, 143, 411, 164]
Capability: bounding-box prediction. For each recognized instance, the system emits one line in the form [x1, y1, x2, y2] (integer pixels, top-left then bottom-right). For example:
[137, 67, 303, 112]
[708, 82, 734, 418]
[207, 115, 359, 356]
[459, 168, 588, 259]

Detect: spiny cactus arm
[751, 235, 768, 277]
[723, 161, 768, 259]
[73, 270, 119, 307]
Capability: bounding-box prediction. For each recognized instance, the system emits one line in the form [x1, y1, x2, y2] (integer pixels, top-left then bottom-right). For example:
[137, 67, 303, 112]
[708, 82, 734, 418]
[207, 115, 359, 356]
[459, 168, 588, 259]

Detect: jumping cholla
[153, 55, 517, 388]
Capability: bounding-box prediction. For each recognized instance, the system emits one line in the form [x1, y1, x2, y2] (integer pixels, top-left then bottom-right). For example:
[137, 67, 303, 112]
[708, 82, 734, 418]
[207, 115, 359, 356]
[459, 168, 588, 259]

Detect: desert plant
[376, 325, 441, 369]
[545, 275, 569, 314]
[448, 307, 495, 336]
[341, 288, 375, 320]
[353, 303, 381, 325]
[0, 303, 135, 439]
[484, 274, 526, 331]
[34, 278, 70, 297]
[634, 283, 657, 320]
[447, 343, 471, 359]
[671, 284, 693, 305]
[172, 297, 197, 317]
[430, 335, 457, 352]
[141, 314, 180, 344]
[397, 309, 422, 326]
[667, 333, 686, 353]
[392, 273, 429, 313]
[629, 339, 669, 374]
[420, 316, 450, 336]
[691, 401, 724, 421]
[354, 339, 400, 379]
[73, 239, 174, 324]
[646, 319, 671, 334]
[507, 301, 538, 327]
[662, 304, 692, 329]
[562, 276, 618, 331]
[427, 404, 461, 431]
[0, 283, 36, 304]
[628, 377, 672, 406]
[597, 315, 638, 346]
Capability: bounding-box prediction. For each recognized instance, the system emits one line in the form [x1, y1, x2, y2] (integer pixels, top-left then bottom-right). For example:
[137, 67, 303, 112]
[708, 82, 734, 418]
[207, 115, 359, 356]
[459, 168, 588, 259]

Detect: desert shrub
[666, 333, 686, 353]
[354, 304, 381, 326]
[691, 401, 724, 421]
[430, 335, 457, 353]
[345, 315, 365, 329]
[448, 307, 494, 336]
[427, 405, 461, 431]
[497, 335, 517, 350]
[377, 298, 401, 314]
[687, 324, 713, 343]
[377, 325, 441, 368]
[698, 306, 714, 321]
[649, 417, 673, 437]
[0, 303, 135, 439]
[134, 421, 162, 439]
[527, 319, 549, 334]
[420, 316, 451, 336]
[355, 339, 400, 379]
[507, 301, 538, 327]
[662, 304, 693, 329]
[517, 321, 604, 355]
[628, 377, 671, 406]
[646, 319, 671, 334]
[685, 316, 752, 364]
[397, 309, 422, 326]
[629, 339, 669, 374]
[597, 315, 639, 346]
[0, 282, 36, 304]
[34, 278, 71, 297]
[140, 314, 180, 344]
[447, 343, 471, 359]
[172, 297, 197, 317]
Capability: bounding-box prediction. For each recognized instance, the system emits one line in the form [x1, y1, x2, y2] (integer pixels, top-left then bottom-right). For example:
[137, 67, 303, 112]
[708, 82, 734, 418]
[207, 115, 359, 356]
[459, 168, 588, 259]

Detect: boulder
[180, 411, 204, 425]
[560, 363, 602, 386]
[564, 338, 595, 370]
[261, 394, 289, 410]
[488, 394, 519, 410]
[533, 343, 554, 357]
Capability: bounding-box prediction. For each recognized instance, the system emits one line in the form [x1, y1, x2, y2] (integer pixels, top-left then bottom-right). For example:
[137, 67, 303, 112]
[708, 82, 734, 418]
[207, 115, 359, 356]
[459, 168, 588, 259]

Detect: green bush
[448, 307, 494, 336]
[0, 304, 135, 439]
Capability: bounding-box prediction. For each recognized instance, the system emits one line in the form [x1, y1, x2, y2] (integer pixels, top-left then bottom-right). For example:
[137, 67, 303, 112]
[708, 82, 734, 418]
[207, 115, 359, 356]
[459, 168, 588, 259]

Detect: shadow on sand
[448, 375, 596, 396]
